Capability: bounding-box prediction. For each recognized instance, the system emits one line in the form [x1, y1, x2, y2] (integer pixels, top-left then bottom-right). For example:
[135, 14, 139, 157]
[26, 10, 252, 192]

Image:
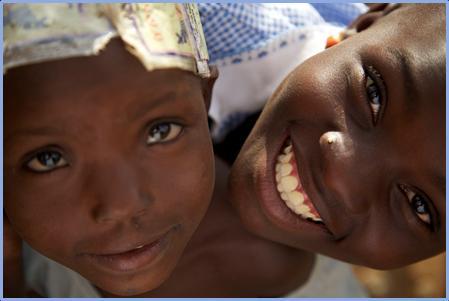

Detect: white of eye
[27, 151, 68, 172]
[365, 75, 382, 122]
[147, 123, 183, 145]
[401, 185, 431, 225]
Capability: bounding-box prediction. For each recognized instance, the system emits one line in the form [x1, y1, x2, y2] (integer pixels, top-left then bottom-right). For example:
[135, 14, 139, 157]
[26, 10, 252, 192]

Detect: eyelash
[399, 184, 436, 231]
[364, 66, 386, 125]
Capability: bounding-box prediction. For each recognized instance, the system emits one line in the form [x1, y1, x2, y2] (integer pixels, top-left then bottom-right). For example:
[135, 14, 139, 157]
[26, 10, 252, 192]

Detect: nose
[318, 130, 383, 215]
[86, 159, 152, 223]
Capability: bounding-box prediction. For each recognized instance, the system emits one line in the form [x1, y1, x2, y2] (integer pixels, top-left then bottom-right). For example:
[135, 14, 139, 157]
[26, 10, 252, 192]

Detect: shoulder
[181, 157, 316, 296]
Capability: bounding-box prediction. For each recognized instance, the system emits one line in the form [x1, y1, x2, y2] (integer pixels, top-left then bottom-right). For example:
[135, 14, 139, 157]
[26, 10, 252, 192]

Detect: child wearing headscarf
[4, 3, 216, 296]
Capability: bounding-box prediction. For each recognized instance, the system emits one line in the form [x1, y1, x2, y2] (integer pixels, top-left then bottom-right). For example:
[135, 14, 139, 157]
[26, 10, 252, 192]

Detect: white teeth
[277, 184, 283, 193]
[276, 173, 281, 182]
[275, 141, 323, 222]
[280, 176, 298, 192]
[278, 153, 292, 163]
[275, 164, 281, 172]
[280, 163, 293, 176]
[288, 191, 304, 203]
[280, 192, 289, 201]
[285, 200, 296, 212]
[296, 205, 310, 215]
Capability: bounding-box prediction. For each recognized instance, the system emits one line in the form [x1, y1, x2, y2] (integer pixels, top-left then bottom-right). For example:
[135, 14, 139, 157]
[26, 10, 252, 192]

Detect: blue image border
[0, 1, 447, 301]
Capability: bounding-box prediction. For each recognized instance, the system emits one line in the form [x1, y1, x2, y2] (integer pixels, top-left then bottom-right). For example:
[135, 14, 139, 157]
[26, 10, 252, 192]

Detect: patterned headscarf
[3, 3, 210, 77]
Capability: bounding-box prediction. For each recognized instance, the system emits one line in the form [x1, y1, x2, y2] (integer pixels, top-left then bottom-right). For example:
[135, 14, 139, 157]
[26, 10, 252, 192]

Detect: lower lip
[257, 135, 329, 234]
[83, 233, 170, 273]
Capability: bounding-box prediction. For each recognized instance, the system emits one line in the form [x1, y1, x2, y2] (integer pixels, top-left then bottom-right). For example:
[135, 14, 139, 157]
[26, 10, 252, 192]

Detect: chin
[93, 270, 171, 297]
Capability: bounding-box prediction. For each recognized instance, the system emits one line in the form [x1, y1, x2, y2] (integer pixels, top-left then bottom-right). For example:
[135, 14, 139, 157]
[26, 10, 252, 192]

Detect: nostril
[132, 215, 142, 230]
[92, 205, 113, 223]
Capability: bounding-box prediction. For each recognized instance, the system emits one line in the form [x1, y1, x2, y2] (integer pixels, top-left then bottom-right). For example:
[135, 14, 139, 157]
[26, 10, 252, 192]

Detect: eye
[147, 122, 183, 145]
[26, 151, 68, 172]
[399, 184, 433, 226]
[365, 66, 384, 124]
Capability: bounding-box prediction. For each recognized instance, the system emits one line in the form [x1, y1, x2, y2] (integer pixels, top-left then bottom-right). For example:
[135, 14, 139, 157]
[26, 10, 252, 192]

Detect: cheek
[5, 176, 85, 260]
[340, 214, 433, 269]
[150, 138, 214, 227]
[175, 150, 214, 210]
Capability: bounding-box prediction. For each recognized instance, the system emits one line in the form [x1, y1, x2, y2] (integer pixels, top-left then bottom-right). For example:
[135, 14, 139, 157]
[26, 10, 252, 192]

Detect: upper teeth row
[275, 142, 322, 222]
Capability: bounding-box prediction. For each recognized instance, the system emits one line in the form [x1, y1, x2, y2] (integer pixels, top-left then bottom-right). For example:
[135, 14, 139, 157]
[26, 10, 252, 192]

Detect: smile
[82, 228, 173, 273]
[275, 139, 323, 223]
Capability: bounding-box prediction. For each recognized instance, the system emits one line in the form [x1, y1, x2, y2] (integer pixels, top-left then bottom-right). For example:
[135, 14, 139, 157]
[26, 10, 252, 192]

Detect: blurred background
[352, 253, 445, 297]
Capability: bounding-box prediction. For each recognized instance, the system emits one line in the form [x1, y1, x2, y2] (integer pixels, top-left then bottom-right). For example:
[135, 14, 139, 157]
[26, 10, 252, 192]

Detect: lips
[81, 229, 172, 273]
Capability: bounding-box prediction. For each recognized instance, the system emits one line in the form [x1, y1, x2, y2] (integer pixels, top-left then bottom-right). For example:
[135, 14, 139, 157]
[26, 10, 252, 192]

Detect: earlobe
[201, 65, 219, 111]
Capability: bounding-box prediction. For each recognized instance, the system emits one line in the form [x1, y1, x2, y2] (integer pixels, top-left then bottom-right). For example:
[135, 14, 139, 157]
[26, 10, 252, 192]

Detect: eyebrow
[427, 171, 445, 230]
[5, 126, 65, 144]
[130, 90, 179, 121]
[433, 172, 446, 198]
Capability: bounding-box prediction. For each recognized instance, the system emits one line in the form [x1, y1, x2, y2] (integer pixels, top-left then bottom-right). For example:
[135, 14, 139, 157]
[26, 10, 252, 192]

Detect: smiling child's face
[229, 4, 445, 269]
[4, 39, 215, 295]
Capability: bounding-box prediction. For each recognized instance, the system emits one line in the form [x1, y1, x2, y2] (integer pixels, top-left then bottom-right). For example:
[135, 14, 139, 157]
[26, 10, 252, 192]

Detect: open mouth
[275, 138, 323, 224]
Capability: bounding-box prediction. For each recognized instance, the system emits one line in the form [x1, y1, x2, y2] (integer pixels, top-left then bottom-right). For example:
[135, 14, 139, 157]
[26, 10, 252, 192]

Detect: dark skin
[5, 38, 311, 297]
[4, 39, 216, 296]
[123, 157, 313, 297]
[229, 4, 445, 270]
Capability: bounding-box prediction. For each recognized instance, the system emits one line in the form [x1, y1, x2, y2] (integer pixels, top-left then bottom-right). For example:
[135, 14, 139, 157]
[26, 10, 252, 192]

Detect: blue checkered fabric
[198, 3, 366, 63]
[310, 3, 366, 27]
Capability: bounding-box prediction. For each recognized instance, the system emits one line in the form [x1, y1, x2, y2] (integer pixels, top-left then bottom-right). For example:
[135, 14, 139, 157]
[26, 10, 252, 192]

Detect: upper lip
[287, 132, 348, 239]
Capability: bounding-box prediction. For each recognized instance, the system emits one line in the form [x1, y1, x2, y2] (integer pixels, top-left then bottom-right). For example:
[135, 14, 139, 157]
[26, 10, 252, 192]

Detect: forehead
[368, 4, 445, 54]
[4, 41, 205, 146]
[5, 39, 202, 111]
[6, 39, 200, 91]
[342, 4, 445, 112]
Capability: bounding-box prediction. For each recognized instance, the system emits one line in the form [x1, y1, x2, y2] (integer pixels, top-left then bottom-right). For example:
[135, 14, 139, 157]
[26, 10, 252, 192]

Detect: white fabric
[23, 244, 100, 297]
[23, 244, 366, 297]
[209, 25, 341, 141]
[197, 3, 368, 141]
[286, 255, 367, 297]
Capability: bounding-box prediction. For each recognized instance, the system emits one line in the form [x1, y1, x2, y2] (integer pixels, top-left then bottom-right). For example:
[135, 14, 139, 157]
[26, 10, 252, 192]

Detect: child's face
[5, 39, 215, 295]
[229, 4, 445, 269]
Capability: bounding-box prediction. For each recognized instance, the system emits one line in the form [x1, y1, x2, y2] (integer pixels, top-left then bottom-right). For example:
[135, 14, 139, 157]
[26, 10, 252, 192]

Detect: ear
[200, 65, 218, 112]
[348, 4, 401, 33]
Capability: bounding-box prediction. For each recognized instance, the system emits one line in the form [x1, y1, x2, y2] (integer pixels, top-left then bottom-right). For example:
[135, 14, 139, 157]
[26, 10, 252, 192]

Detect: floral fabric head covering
[3, 3, 210, 77]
